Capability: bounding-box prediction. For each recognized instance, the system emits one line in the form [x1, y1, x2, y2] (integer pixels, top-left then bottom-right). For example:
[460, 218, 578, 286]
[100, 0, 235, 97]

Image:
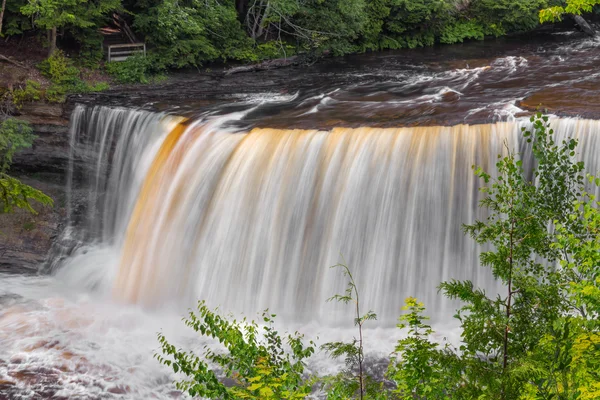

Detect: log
[572, 14, 595, 37]
[225, 56, 299, 76]
[0, 54, 28, 69]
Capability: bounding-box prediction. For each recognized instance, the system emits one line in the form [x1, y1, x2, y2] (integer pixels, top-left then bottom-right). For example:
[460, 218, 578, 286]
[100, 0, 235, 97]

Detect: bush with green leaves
[37, 50, 110, 102]
[540, 0, 600, 22]
[156, 301, 315, 399]
[11, 80, 42, 108]
[387, 297, 459, 399]
[0, 118, 53, 214]
[106, 54, 152, 84]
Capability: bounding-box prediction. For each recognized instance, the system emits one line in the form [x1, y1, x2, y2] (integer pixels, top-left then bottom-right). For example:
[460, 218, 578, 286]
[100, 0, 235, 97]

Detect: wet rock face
[3, 102, 72, 274]
[11, 102, 71, 174]
[0, 174, 66, 275]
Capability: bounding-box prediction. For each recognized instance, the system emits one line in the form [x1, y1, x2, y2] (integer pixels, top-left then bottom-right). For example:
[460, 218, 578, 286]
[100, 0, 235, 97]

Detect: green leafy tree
[540, 0, 600, 22]
[0, 118, 53, 214]
[0, 0, 31, 36]
[320, 262, 380, 400]
[439, 115, 591, 398]
[531, 183, 600, 399]
[156, 301, 315, 399]
[131, 0, 253, 69]
[20, 0, 121, 55]
[387, 297, 459, 399]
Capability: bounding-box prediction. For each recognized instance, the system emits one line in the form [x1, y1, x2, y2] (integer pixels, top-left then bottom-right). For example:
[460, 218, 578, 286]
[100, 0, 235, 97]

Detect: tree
[131, 0, 254, 68]
[0, 0, 31, 37]
[0, 118, 52, 214]
[20, 0, 121, 55]
[0, 0, 6, 35]
[321, 263, 379, 399]
[540, 0, 600, 22]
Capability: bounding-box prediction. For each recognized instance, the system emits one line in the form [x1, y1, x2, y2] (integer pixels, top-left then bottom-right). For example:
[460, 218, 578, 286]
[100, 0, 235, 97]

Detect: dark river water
[83, 29, 600, 128]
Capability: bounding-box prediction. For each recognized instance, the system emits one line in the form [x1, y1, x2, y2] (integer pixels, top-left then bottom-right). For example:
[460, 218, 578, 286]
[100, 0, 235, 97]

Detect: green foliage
[38, 50, 79, 82]
[20, 0, 121, 39]
[0, 118, 34, 172]
[156, 301, 315, 399]
[387, 297, 457, 399]
[321, 263, 379, 399]
[540, 0, 600, 22]
[439, 21, 485, 44]
[11, 80, 42, 108]
[383, 115, 600, 399]
[1, 0, 32, 36]
[441, 115, 593, 397]
[470, 0, 546, 36]
[0, 172, 53, 214]
[5, 0, 563, 70]
[37, 51, 109, 102]
[132, 0, 254, 69]
[389, 115, 600, 399]
[0, 118, 53, 214]
[106, 54, 151, 84]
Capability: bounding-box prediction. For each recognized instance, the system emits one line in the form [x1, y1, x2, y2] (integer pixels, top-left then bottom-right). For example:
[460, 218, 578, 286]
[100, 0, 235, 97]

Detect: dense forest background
[1, 0, 595, 72]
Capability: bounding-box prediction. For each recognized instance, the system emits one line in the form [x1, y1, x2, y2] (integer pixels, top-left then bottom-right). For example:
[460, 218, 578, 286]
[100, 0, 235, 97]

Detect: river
[1, 31, 600, 399]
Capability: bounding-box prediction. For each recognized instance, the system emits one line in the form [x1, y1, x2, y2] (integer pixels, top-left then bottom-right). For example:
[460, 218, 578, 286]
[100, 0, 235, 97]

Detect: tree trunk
[572, 14, 595, 37]
[236, 0, 248, 22]
[48, 27, 57, 56]
[0, 0, 7, 35]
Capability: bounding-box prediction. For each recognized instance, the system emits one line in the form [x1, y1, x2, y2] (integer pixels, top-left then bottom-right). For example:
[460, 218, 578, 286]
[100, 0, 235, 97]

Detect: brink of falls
[57, 106, 600, 323]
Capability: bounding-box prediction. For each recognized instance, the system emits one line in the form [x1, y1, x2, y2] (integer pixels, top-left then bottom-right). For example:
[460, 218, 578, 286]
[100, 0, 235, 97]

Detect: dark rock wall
[2, 101, 72, 274]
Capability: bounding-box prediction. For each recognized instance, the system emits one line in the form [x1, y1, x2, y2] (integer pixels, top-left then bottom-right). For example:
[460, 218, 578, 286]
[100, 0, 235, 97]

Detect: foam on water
[1, 271, 461, 399]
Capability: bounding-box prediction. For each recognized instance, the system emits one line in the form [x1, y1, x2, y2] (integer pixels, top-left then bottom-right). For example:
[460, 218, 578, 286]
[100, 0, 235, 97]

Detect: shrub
[38, 50, 109, 102]
[387, 297, 459, 399]
[156, 301, 315, 399]
[106, 54, 151, 84]
[11, 80, 42, 108]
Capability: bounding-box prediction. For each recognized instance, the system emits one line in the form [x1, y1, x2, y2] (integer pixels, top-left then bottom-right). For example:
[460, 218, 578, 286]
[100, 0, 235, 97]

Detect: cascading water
[3, 104, 600, 399]
[58, 106, 600, 323]
[4, 32, 600, 398]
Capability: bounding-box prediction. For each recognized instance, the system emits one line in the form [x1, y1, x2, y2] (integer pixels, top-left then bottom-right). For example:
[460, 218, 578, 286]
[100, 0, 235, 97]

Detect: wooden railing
[107, 43, 146, 62]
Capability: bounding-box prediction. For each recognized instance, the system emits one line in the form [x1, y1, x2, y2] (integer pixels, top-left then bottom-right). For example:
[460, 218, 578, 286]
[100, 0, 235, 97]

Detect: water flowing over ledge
[2, 104, 600, 398]
[57, 105, 600, 323]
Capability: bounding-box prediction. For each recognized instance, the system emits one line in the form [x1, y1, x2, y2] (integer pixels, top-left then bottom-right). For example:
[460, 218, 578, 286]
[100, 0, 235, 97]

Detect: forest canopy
[1, 0, 596, 70]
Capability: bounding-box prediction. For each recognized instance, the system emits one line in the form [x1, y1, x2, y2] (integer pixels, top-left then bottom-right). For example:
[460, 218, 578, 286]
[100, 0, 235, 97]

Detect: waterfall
[59, 106, 600, 323]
